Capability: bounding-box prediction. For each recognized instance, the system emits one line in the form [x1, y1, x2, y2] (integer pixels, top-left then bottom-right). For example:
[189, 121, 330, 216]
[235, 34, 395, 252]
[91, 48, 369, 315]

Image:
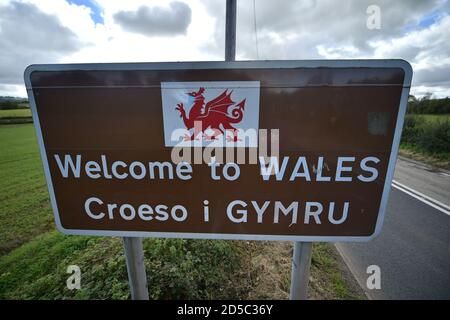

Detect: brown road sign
[24, 60, 412, 241]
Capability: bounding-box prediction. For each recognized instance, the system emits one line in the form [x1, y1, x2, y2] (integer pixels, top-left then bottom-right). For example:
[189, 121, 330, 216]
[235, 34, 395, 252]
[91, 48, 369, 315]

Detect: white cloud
[59, 0, 218, 64]
[0, 0, 219, 96]
[114, 2, 192, 36]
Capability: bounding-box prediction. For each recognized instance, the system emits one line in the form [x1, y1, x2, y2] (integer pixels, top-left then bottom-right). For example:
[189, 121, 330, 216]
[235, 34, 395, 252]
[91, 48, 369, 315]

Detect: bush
[143, 238, 243, 299]
[401, 115, 424, 145]
[417, 120, 450, 155]
[0, 102, 29, 110]
[401, 115, 450, 158]
[0, 232, 246, 299]
[408, 96, 450, 114]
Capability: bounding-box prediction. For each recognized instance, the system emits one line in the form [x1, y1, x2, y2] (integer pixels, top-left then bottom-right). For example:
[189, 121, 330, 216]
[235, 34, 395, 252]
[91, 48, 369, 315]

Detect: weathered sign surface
[25, 60, 412, 241]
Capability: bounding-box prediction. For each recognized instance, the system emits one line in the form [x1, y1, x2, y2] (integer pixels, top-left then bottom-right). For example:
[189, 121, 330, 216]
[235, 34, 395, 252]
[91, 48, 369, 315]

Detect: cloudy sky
[0, 0, 449, 98]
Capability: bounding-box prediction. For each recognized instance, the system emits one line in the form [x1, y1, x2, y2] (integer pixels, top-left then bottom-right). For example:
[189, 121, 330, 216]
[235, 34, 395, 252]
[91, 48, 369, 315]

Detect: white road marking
[392, 180, 450, 216]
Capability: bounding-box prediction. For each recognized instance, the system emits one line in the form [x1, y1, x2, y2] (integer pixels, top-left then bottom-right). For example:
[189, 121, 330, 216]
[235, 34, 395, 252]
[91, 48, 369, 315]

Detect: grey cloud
[201, 0, 442, 58]
[114, 2, 191, 37]
[414, 67, 450, 88]
[198, 0, 225, 59]
[201, 0, 449, 95]
[0, 1, 82, 85]
[241, 0, 441, 58]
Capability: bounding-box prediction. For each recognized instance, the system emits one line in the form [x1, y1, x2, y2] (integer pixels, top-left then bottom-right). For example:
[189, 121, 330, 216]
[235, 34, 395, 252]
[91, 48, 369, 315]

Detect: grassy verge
[399, 148, 450, 171]
[309, 243, 364, 299]
[0, 123, 363, 299]
[244, 241, 364, 299]
[0, 234, 363, 299]
[0, 232, 249, 299]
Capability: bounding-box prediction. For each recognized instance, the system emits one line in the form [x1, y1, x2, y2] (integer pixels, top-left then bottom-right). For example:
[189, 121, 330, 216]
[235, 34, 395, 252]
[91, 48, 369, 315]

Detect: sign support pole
[289, 241, 313, 300]
[123, 237, 149, 300]
[225, 0, 237, 62]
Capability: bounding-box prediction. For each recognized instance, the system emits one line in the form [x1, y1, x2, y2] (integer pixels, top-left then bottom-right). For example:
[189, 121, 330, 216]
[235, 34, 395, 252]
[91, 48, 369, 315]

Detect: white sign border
[24, 59, 412, 242]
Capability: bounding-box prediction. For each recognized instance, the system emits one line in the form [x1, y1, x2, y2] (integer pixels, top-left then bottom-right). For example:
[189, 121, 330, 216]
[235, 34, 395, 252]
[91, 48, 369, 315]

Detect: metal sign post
[123, 237, 149, 300]
[290, 242, 313, 300]
[225, 0, 237, 62]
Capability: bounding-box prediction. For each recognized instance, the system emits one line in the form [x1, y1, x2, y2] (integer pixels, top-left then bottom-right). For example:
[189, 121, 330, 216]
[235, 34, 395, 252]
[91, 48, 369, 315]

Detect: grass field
[0, 108, 32, 119]
[410, 114, 450, 123]
[0, 124, 53, 254]
[0, 124, 363, 300]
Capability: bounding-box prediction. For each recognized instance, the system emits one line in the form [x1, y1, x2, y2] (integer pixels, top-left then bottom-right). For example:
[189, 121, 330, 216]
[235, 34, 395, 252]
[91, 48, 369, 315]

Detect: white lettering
[335, 157, 355, 182]
[358, 156, 380, 182]
[304, 202, 323, 224]
[54, 154, 81, 178]
[227, 200, 247, 223]
[84, 197, 105, 219]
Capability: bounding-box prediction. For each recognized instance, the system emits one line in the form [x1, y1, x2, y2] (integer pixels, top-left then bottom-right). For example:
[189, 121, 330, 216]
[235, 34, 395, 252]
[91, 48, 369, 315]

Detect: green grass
[0, 124, 53, 255]
[310, 243, 364, 299]
[410, 114, 450, 123]
[0, 108, 32, 119]
[0, 231, 246, 299]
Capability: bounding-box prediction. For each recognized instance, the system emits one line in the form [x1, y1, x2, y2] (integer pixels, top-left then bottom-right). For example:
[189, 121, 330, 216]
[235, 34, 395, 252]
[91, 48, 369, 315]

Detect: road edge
[398, 152, 450, 173]
[334, 244, 371, 300]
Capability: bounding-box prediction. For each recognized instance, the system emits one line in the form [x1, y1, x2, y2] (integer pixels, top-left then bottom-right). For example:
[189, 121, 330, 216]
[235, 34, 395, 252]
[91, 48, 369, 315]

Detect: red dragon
[175, 87, 246, 141]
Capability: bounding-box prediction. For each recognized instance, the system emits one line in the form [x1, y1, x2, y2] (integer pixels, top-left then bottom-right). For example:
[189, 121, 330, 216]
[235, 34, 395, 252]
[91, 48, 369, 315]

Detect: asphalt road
[336, 157, 450, 299]
[394, 157, 450, 207]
